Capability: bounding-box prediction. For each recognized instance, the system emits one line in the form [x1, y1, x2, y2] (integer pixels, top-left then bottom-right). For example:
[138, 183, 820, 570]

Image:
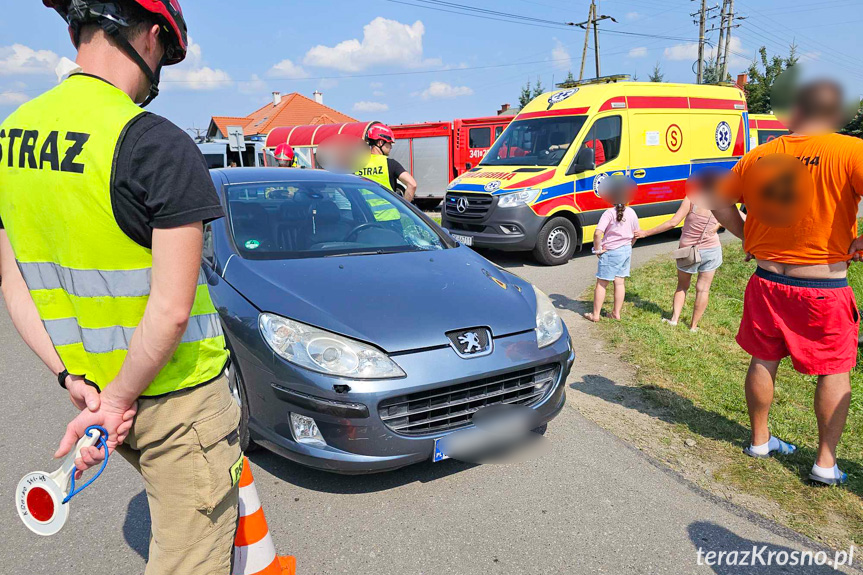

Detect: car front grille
[444, 193, 493, 220]
[378, 364, 559, 436]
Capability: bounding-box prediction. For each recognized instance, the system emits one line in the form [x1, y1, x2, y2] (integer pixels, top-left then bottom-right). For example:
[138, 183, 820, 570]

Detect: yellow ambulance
[748, 113, 788, 149]
[440, 77, 749, 264]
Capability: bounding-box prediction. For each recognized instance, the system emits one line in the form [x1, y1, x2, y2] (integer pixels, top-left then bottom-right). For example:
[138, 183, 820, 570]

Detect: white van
[197, 138, 267, 169]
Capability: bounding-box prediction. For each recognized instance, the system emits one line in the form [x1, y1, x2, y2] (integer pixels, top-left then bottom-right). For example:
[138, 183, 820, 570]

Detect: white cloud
[238, 74, 266, 95]
[353, 101, 389, 113]
[628, 47, 648, 58]
[303, 17, 440, 72]
[370, 81, 384, 89]
[0, 91, 29, 105]
[551, 39, 571, 70]
[0, 44, 60, 76]
[268, 58, 308, 79]
[663, 42, 699, 62]
[373, 90, 386, 97]
[664, 37, 750, 69]
[416, 81, 473, 100]
[625, 12, 640, 20]
[162, 38, 231, 90]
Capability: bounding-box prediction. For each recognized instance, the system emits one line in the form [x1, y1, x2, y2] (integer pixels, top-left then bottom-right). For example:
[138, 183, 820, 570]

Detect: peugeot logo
[456, 197, 469, 213]
[446, 327, 493, 358]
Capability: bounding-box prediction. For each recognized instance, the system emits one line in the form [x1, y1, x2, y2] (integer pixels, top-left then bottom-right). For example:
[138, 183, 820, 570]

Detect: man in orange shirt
[713, 80, 863, 486]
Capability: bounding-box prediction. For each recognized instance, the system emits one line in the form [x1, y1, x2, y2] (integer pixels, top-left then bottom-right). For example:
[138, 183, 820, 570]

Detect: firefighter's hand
[848, 236, 863, 263]
[65, 374, 100, 412]
[54, 397, 137, 477]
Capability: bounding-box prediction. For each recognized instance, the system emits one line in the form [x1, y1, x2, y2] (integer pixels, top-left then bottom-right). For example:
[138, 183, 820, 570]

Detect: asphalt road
[1, 231, 851, 575]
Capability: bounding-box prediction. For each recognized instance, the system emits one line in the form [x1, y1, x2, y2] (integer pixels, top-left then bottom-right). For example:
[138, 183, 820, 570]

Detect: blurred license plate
[432, 438, 450, 462]
[451, 233, 472, 246]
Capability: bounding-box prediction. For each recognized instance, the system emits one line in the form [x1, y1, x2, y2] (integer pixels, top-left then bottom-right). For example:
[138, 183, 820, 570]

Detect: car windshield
[481, 116, 587, 167]
[226, 179, 448, 260]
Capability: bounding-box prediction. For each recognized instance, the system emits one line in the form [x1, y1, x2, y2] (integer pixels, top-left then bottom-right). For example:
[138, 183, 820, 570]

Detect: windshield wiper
[322, 250, 389, 258]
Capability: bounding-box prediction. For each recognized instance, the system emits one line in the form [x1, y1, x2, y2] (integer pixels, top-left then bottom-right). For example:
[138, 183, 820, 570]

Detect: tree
[519, 80, 532, 108]
[648, 61, 664, 82]
[744, 44, 798, 113]
[702, 56, 731, 84]
[631, 70, 639, 82]
[840, 100, 863, 139]
[562, 70, 575, 87]
[532, 76, 544, 98]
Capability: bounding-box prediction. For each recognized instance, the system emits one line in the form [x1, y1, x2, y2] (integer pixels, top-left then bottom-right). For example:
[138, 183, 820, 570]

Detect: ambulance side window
[578, 116, 622, 168]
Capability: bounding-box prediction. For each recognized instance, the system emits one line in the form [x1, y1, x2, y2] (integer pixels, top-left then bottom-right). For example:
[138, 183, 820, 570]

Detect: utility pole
[694, 0, 707, 83]
[577, 1, 594, 81]
[570, 1, 616, 80]
[715, 0, 728, 78]
[719, 0, 735, 79]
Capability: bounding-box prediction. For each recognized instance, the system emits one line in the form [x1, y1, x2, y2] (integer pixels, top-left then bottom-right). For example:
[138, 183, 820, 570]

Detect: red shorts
[737, 267, 860, 375]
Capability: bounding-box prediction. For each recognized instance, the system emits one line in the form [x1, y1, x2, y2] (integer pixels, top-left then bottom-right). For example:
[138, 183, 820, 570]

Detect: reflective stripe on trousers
[18, 262, 207, 297]
[43, 313, 223, 354]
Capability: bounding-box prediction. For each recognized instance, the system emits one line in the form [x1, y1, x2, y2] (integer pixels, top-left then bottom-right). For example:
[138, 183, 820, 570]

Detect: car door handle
[632, 169, 646, 178]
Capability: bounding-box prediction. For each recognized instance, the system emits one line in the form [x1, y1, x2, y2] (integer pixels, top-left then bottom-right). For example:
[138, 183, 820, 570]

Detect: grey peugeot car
[204, 167, 573, 473]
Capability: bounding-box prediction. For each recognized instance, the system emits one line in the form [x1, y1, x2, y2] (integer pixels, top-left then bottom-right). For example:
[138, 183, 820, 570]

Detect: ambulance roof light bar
[556, 74, 630, 89]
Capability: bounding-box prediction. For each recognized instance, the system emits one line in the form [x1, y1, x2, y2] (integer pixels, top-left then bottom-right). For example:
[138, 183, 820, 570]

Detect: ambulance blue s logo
[547, 89, 578, 109]
[715, 121, 732, 151]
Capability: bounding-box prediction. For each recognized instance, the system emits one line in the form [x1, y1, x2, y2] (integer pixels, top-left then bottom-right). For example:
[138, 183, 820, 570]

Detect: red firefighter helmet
[274, 143, 294, 163]
[366, 123, 395, 144]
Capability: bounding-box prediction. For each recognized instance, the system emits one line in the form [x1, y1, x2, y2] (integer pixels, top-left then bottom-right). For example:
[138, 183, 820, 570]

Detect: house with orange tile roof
[207, 91, 357, 139]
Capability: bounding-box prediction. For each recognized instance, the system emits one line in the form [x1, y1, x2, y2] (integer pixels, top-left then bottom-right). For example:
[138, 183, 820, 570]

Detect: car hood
[222, 247, 538, 353]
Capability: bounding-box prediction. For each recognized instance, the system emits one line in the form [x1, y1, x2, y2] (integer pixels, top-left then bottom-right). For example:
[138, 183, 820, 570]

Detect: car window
[575, 115, 622, 169]
[757, 129, 788, 145]
[225, 180, 448, 259]
[469, 127, 491, 149]
[494, 125, 504, 140]
[483, 116, 588, 166]
[202, 223, 214, 264]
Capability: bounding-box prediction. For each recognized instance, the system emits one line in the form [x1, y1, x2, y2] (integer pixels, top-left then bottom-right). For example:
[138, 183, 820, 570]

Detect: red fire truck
[390, 116, 512, 209]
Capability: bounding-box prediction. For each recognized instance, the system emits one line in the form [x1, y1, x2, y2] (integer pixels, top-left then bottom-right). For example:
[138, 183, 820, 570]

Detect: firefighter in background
[274, 143, 295, 167]
[356, 123, 418, 201]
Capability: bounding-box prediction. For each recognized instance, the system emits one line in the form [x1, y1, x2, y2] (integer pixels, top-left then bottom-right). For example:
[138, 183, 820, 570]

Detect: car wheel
[228, 362, 258, 452]
[533, 217, 577, 266]
[414, 198, 441, 211]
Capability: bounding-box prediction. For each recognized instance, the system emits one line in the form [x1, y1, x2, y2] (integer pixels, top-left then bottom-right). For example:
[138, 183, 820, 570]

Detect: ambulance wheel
[533, 217, 576, 265]
[228, 361, 258, 453]
[414, 198, 441, 211]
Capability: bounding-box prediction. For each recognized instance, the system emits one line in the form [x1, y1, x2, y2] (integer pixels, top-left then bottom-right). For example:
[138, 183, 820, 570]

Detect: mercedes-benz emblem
[456, 197, 469, 213]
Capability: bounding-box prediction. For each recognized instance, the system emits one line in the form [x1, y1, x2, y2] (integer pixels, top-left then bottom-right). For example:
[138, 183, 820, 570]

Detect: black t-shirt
[387, 158, 407, 194]
[0, 105, 223, 248]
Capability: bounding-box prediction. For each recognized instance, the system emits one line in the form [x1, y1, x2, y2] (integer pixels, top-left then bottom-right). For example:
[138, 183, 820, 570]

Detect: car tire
[533, 217, 577, 266]
[414, 198, 441, 211]
[228, 362, 258, 453]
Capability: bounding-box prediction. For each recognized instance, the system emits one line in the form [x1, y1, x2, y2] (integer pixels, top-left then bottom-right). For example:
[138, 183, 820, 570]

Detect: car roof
[211, 167, 368, 186]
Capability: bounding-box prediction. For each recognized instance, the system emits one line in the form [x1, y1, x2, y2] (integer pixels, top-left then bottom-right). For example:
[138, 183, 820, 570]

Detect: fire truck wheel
[533, 217, 577, 266]
[414, 198, 441, 211]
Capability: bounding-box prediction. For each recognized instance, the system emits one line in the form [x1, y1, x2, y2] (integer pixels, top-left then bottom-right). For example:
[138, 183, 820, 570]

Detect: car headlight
[497, 188, 541, 208]
[533, 286, 563, 348]
[259, 313, 405, 379]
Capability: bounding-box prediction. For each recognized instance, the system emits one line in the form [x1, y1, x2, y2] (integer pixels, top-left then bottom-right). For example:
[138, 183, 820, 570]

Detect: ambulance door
[567, 113, 627, 213]
[627, 110, 691, 209]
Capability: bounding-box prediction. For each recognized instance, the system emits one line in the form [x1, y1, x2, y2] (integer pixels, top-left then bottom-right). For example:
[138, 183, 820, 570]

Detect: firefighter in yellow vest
[355, 123, 418, 221]
[0, 2, 240, 572]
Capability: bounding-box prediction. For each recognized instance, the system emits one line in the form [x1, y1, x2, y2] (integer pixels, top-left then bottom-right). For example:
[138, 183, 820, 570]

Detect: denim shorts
[677, 245, 723, 274]
[596, 244, 632, 281]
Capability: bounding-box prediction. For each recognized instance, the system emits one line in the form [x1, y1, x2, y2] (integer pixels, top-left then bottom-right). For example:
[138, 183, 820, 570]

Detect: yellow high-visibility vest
[355, 154, 400, 221]
[0, 75, 227, 396]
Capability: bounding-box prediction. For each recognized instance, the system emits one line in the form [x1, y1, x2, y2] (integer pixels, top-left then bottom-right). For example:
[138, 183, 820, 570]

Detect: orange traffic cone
[233, 457, 297, 575]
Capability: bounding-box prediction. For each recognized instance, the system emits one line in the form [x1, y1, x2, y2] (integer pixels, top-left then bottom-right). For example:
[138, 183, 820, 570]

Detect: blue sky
[2, 0, 861, 132]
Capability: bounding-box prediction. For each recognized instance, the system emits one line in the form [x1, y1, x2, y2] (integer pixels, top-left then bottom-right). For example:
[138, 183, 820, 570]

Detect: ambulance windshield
[482, 116, 587, 167]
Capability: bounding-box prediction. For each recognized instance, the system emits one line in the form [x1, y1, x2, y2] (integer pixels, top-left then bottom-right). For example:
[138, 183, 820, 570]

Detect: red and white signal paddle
[15, 425, 109, 536]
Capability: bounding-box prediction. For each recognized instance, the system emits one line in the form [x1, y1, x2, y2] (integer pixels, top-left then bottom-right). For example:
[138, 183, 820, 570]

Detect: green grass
[591, 240, 863, 547]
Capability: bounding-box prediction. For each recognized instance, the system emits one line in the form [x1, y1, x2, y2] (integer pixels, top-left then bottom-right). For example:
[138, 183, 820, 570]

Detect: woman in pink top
[635, 196, 723, 331]
[584, 203, 639, 322]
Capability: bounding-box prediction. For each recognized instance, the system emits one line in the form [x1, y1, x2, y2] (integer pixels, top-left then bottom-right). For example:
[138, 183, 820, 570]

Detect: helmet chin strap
[98, 18, 164, 107]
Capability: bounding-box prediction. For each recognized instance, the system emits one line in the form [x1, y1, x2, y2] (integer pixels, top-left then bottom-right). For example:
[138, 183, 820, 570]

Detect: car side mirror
[568, 146, 596, 175]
